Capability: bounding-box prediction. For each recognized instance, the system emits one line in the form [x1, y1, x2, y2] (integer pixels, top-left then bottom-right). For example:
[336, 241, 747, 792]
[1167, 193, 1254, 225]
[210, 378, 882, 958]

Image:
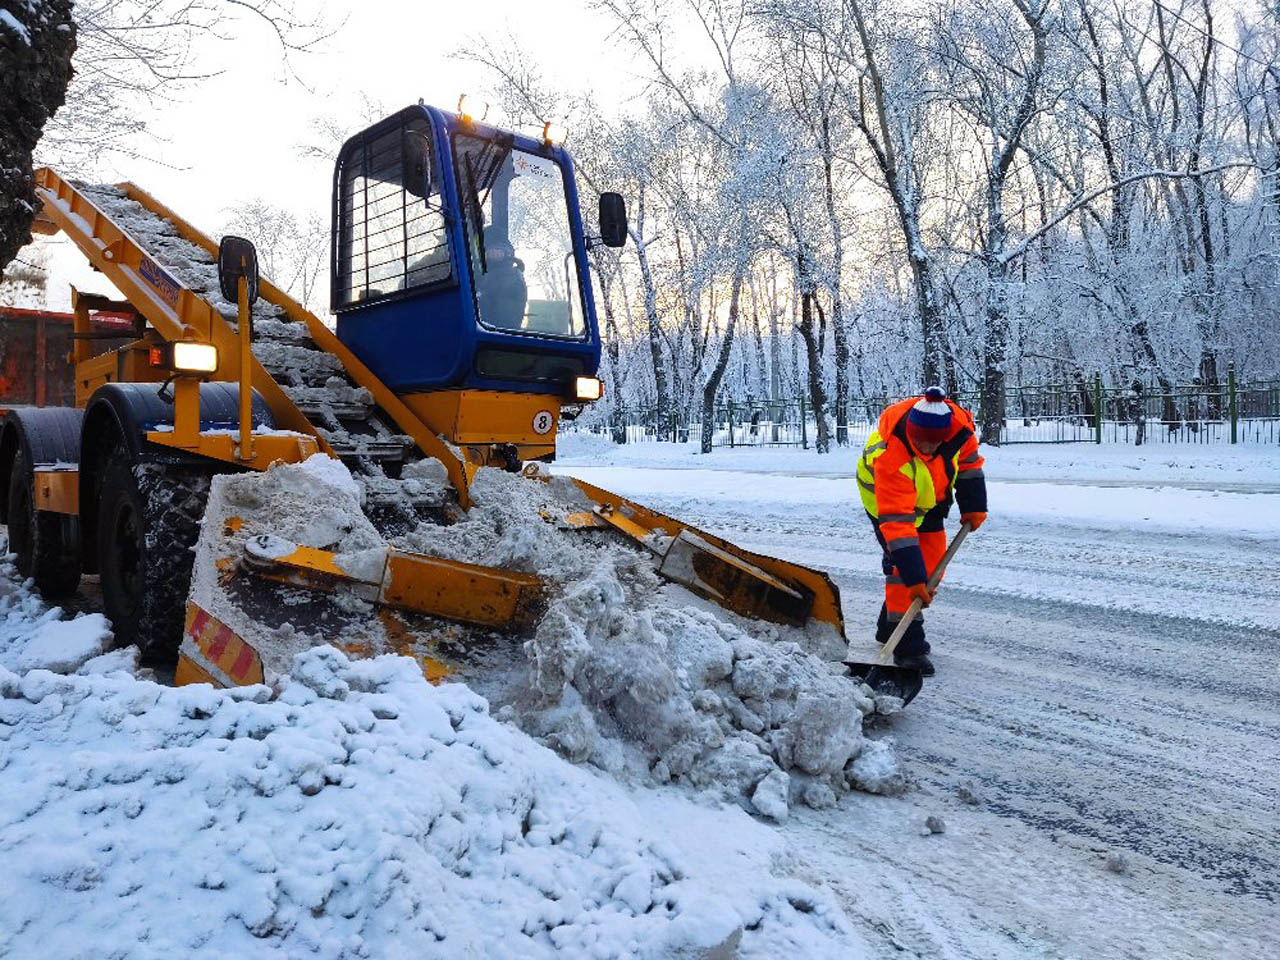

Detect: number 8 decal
[532, 410, 554, 435]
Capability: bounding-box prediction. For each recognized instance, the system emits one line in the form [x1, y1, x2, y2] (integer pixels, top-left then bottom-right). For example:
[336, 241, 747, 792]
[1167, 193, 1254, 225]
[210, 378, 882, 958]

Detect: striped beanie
[906, 386, 952, 446]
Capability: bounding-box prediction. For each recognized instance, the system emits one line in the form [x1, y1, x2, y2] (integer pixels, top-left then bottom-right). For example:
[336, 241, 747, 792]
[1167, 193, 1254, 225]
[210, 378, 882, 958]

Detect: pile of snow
[0, 644, 855, 957]
[397, 465, 615, 579]
[193, 459, 899, 818]
[404, 468, 898, 813]
[516, 563, 896, 811]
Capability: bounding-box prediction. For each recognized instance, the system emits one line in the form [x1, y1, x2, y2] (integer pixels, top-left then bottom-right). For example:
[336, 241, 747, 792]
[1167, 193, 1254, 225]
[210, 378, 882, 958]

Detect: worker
[856, 386, 987, 676]
[475, 225, 527, 329]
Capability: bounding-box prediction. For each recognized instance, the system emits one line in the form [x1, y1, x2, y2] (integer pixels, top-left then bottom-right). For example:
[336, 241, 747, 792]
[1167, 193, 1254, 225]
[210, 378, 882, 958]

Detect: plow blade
[177, 525, 544, 690]
[658, 530, 812, 627]
[567, 478, 845, 639]
[243, 538, 545, 631]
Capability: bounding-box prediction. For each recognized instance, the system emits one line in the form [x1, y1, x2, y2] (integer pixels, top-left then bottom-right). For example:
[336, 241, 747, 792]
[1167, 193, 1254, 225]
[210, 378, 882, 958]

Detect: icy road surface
[561, 444, 1280, 958]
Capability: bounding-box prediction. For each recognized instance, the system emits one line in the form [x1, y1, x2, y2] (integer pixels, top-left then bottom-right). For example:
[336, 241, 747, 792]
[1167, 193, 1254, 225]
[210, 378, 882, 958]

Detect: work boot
[894, 652, 935, 677]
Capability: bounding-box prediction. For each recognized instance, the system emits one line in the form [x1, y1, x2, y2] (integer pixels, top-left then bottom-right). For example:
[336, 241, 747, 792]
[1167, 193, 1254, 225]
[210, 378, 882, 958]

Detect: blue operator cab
[331, 104, 619, 405]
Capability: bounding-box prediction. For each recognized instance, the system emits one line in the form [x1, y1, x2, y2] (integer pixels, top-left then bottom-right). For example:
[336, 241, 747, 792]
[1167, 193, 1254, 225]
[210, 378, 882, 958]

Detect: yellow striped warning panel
[174, 602, 265, 688]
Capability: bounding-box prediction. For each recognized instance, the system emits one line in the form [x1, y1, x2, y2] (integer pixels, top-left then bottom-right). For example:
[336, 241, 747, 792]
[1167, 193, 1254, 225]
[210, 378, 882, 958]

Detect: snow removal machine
[1, 102, 846, 687]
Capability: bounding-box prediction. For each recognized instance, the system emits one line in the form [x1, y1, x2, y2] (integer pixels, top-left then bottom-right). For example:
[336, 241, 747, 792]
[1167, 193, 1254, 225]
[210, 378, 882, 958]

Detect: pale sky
[32, 0, 646, 309]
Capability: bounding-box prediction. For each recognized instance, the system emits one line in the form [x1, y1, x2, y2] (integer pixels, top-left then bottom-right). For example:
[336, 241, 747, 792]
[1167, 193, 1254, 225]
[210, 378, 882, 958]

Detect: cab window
[454, 134, 585, 338]
[335, 117, 451, 308]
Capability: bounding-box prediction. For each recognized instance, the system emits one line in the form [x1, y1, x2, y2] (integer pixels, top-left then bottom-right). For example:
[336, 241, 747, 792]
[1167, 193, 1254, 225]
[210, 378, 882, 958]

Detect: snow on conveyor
[0, 561, 856, 958]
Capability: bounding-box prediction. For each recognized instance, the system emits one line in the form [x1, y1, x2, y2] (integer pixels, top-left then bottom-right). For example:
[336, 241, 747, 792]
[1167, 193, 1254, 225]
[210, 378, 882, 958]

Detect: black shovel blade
[845, 661, 925, 707]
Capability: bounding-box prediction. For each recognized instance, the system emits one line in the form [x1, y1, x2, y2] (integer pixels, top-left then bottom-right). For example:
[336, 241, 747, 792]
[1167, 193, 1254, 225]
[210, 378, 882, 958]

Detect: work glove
[906, 583, 933, 608]
[961, 511, 987, 531]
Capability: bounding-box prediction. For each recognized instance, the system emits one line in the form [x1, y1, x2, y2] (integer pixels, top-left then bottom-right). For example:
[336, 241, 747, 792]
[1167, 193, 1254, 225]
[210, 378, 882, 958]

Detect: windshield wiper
[464, 154, 488, 274]
[462, 134, 515, 276]
[474, 133, 514, 212]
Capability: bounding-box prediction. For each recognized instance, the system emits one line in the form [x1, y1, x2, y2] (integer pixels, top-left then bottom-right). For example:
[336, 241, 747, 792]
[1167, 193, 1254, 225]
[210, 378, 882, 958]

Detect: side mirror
[598, 192, 627, 248]
[218, 235, 259, 306]
[403, 129, 434, 200]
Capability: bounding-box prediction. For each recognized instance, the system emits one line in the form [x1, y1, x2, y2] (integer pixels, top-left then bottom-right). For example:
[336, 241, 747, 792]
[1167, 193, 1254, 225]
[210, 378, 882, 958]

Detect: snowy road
[562, 459, 1280, 958]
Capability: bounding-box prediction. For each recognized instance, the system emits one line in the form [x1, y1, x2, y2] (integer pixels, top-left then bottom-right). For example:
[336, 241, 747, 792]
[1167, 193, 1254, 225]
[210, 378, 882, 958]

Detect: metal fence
[572, 369, 1280, 449]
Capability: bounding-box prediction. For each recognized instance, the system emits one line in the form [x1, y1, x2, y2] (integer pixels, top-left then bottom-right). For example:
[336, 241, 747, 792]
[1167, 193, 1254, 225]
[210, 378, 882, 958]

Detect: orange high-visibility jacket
[857, 396, 986, 571]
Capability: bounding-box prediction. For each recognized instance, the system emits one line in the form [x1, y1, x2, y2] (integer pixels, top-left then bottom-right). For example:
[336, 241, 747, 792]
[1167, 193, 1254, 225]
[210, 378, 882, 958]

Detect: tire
[7, 448, 81, 598]
[96, 453, 211, 660]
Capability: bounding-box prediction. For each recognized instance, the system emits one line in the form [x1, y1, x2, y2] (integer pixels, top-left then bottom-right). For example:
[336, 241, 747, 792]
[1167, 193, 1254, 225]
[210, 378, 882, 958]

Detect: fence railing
[570, 369, 1280, 449]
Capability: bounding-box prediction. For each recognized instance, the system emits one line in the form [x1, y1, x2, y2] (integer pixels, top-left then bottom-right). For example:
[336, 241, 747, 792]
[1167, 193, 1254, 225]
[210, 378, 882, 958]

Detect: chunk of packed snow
[333, 546, 389, 583]
[13, 614, 109, 673]
[298, 451, 363, 501]
[76, 646, 140, 677]
[848, 739, 907, 796]
[244, 533, 297, 562]
[752, 769, 791, 822]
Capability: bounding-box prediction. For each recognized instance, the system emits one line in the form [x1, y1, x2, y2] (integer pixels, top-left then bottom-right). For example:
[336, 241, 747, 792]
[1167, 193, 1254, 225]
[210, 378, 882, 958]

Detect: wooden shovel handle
[876, 522, 972, 665]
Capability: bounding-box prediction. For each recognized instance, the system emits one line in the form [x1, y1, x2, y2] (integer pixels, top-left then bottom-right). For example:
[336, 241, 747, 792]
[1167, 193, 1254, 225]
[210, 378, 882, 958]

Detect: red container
[0, 307, 136, 407]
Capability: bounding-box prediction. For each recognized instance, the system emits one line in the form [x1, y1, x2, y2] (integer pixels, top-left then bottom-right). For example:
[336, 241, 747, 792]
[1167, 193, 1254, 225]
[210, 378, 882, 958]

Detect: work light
[543, 122, 568, 146]
[574, 376, 602, 401]
[457, 94, 489, 125]
[150, 342, 219, 374]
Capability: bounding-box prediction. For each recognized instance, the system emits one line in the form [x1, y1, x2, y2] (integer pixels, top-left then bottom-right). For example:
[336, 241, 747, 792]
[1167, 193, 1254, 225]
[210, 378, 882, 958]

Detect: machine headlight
[171, 342, 219, 373]
[574, 376, 602, 401]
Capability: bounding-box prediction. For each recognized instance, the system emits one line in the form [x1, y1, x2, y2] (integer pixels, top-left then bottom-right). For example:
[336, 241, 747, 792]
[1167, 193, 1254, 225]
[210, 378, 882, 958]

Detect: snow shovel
[845, 522, 972, 707]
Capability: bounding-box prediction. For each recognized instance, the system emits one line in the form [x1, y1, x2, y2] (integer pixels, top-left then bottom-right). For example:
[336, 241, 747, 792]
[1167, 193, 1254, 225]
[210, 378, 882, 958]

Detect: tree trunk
[797, 291, 830, 453]
[0, 1, 76, 271]
[700, 273, 743, 454]
[831, 297, 850, 446]
[909, 248, 944, 387]
[631, 210, 669, 439]
[981, 252, 1011, 444]
[592, 252, 628, 444]
[769, 261, 783, 400]
[820, 116, 851, 446]
[751, 280, 768, 401]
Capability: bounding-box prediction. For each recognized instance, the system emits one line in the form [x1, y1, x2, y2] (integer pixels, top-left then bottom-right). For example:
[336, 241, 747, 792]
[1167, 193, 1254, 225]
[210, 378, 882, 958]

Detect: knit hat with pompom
[906, 386, 952, 447]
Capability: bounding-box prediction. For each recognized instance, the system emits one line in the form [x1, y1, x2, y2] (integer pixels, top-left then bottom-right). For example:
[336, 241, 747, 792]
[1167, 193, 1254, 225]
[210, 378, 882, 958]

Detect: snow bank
[558, 432, 1280, 490]
[0, 646, 855, 958]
